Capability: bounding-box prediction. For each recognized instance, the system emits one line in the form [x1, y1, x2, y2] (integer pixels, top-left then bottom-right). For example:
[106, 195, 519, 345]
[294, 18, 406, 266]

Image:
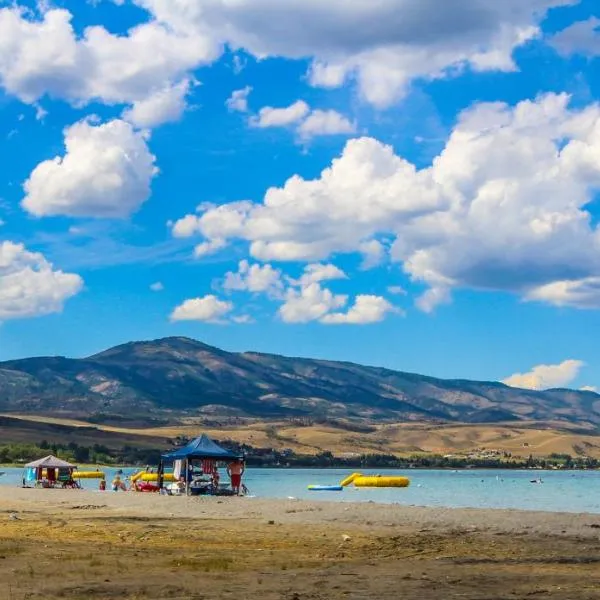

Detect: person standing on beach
[227, 460, 244, 495]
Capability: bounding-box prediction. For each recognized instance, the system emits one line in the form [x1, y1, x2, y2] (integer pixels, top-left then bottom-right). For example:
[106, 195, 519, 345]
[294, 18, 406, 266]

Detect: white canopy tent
[23, 455, 77, 488]
[24, 455, 75, 469]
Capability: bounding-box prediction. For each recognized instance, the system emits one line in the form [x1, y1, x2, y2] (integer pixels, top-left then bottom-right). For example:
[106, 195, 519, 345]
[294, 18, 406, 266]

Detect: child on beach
[112, 475, 126, 491]
[211, 469, 220, 493]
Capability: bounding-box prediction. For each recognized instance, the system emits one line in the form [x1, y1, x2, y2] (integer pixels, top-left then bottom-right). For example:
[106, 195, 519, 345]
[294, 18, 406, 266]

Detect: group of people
[184, 459, 245, 495]
[106, 461, 246, 495]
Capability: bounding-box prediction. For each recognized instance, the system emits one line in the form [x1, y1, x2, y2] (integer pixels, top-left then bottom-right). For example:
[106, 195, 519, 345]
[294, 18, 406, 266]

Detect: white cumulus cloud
[298, 263, 347, 286]
[171, 214, 202, 238]
[0, 1, 578, 116]
[276, 263, 396, 325]
[223, 260, 283, 297]
[550, 17, 600, 58]
[297, 109, 356, 140]
[250, 102, 356, 141]
[170, 294, 233, 323]
[502, 359, 585, 391]
[251, 100, 309, 128]
[0, 241, 83, 320]
[321, 295, 396, 325]
[359, 239, 386, 270]
[187, 93, 600, 311]
[194, 238, 227, 258]
[226, 86, 252, 113]
[0, 6, 216, 125]
[135, 0, 572, 107]
[278, 282, 347, 324]
[122, 79, 192, 129]
[22, 118, 158, 218]
[526, 277, 600, 309]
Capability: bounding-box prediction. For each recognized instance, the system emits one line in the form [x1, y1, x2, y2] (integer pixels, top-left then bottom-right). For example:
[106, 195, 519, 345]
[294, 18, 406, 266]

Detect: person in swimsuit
[227, 460, 245, 495]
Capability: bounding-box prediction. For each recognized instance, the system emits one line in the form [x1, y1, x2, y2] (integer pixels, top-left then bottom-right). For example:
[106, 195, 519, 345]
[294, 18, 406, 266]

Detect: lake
[1, 467, 599, 513]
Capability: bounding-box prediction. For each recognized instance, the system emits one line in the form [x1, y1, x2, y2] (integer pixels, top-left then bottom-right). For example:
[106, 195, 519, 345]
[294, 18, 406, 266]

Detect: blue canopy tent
[162, 434, 243, 461]
[160, 434, 244, 495]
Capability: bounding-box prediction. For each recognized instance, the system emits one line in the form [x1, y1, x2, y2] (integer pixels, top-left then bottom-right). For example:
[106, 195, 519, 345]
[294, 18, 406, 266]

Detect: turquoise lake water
[1, 467, 599, 513]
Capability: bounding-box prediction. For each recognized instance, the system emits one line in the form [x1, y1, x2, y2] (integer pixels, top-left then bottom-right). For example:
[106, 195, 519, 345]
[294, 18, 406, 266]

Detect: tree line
[1, 440, 598, 470]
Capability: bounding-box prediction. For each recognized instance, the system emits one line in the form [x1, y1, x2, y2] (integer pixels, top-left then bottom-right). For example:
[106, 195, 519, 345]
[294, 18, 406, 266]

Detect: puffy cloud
[580, 385, 598, 393]
[0, 1, 577, 114]
[171, 214, 202, 238]
[297, 109, 356, 140]
[0, 6, 216, 124]
[182, 135, 444, 263]
[0, 241, 83, 320]
[322, 295, 396, 325]
[122, 80, 191, 128]
[278, 282, 347, 324]
[135, 0, 572, 107]
[22, 118, 158, 218]
[251, 100, 309, 128]
[194, 238, 226, 258]
[277, 263, 397, 325]
[190, 93, 600, 311]
[208, 260, 396, 325]
[550, 17, 600, 57]
[298, 263, 347, 286]
[250, 102, 355, 141]
[226, 86, 252, 113]
[223, 260, 283, 297]
[171, 201, 253, 243]
[359, 239, 386, 269]
[170, 294, 233, 323]
[526, 277, 600, 309]
[502, 359, 584, 391]
[415, 286, 452, 314]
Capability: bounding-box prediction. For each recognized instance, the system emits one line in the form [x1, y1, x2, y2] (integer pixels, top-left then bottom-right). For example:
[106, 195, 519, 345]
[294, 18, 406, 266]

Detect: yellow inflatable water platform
[340, 472, 361, 487]
[339, 473, 410, 488]
[353, 475, 410, 488]
[131, 471, 176, 483]
[72, 471, 105, 479]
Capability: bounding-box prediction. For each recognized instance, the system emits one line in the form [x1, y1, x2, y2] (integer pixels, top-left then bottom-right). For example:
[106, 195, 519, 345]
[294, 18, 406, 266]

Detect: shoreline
[3, 463, 600, 471]
[1, 486, 600, 536]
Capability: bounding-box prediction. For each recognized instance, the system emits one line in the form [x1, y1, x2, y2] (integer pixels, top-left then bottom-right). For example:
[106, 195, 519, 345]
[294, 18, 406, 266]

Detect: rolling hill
[0, 336, 598, 428]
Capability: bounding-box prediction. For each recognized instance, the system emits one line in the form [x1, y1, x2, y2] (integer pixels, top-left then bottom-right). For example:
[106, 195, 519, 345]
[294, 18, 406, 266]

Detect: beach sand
[1, 488, 599, 599]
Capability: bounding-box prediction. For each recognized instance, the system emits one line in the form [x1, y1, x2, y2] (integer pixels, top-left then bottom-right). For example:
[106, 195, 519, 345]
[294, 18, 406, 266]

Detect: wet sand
[1, 488, 600, 599]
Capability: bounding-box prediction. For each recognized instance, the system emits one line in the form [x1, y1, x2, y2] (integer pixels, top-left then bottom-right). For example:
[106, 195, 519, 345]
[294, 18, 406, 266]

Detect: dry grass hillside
[3, 414, 600, 459]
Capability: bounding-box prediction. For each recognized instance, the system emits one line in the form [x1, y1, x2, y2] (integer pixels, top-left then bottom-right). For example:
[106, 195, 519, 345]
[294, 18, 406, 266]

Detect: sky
[1, 0, 600, 392]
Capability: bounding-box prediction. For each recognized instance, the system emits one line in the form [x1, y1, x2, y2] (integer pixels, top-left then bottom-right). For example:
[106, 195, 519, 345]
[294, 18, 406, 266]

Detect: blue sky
[1, 0, 600, 392]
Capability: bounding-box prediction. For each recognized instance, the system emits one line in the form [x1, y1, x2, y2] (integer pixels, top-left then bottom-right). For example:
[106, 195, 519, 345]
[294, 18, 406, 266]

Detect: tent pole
[158, 460, 164, 491]
[185, 458, 189, 496]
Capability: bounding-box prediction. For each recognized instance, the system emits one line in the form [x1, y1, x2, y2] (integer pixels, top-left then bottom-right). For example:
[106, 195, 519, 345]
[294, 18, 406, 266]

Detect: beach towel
[173, 460, 182, 480]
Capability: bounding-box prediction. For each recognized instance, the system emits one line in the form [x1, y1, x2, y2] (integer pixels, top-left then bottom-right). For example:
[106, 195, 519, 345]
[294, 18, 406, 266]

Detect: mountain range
[0, 336, 598, 428]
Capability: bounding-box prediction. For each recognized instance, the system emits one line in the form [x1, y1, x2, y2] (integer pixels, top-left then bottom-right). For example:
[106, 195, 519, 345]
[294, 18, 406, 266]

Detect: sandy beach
[1, 489, 600, 599]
